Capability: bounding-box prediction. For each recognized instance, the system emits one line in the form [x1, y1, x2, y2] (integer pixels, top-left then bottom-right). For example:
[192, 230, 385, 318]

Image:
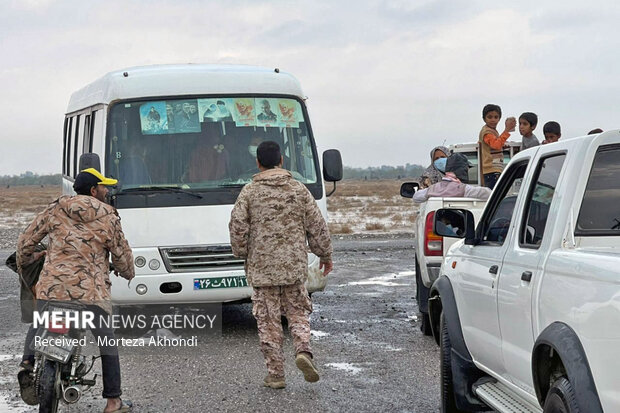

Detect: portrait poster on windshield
[139, 102, 169, 135]
[198, 98, 234, 123]
[255, 98, 280, 127]
[275, 98, 301, 128]
[231, 98, 257, 127]
[168, 100, 201, 133]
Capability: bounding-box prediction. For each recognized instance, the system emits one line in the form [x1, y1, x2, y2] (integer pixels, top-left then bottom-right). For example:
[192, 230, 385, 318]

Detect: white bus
[62, 64, 342, 307]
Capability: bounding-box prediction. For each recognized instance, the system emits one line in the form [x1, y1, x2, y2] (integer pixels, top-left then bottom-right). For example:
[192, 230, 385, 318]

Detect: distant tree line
[0, 172, 62, 187]
[343, 163, 426, 180]
[2, 164, 427, 185]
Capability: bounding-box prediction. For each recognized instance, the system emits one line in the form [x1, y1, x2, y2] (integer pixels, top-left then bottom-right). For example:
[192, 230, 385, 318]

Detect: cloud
[1, 1, 619, 174]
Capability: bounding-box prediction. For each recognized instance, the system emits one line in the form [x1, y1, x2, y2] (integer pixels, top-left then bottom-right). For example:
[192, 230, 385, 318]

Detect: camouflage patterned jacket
[229, 168, 332, 287]
[17, 195, 134, 309]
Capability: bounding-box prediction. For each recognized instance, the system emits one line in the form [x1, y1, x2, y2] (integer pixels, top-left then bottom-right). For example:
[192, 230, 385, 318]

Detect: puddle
[0, 394, 30, 413]
[346, 272, 410, 287]
[0, 376, 15, 385]
[311, 330, 329, 338]
[407, 314, 419, 322]
[396, 271, 415, 276]
[0, 355, 20, 362]
[325, 362, 362, 374]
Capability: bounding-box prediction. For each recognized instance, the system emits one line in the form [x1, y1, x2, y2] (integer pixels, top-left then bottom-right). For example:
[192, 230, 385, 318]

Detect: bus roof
[66, 64, 305, 113]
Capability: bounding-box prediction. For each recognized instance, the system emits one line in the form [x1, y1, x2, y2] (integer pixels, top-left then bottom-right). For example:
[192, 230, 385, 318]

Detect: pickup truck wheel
[415, 256, 432, 336]
[543, 377, 579, 413]
[440, 312, 465, 413]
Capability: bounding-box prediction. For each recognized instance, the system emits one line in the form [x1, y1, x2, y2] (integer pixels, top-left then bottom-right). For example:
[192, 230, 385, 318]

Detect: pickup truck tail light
[424, 211, 443, 256]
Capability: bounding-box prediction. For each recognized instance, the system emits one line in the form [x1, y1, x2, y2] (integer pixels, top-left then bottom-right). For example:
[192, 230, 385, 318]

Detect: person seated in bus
[236, 135, 264, 176]
[118, 138, 152, 186]
[186, 134, 230, 182]
[413, 153, 492, 203]
[418, 145, 449, 188]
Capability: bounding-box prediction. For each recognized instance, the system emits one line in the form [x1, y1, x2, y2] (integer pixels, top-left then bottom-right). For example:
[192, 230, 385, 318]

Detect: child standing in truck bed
[479, 104, 516, 189]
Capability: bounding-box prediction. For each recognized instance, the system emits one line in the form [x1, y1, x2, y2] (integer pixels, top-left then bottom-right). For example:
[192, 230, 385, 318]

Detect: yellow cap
[81, 168, 118, 186]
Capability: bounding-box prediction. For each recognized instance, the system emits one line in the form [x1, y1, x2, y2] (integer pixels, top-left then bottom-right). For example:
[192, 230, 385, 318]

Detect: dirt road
[0, 235, 441, 412]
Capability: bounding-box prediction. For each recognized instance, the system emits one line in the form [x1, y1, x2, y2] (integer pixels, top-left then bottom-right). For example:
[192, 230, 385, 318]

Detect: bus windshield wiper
[119, 186, 203, 199]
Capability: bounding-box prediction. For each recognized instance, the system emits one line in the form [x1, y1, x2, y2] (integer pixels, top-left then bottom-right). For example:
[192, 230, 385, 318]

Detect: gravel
[0, 228, 23, 250]
[0, 236, 440, 412]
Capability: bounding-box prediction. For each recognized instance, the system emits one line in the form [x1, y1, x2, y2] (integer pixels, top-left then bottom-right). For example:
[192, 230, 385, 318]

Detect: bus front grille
[159, 245, 245, 273]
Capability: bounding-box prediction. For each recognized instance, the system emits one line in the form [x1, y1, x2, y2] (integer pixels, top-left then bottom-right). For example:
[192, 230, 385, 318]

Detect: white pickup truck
[429, 130, 620, 412]
[400, 142, 520, 335]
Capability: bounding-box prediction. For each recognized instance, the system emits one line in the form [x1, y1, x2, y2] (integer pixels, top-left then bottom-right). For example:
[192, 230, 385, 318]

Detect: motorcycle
[30, 301, 99, 413]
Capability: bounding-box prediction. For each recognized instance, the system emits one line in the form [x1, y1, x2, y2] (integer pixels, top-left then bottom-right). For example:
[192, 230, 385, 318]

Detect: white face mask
[248, 145, 258, 157]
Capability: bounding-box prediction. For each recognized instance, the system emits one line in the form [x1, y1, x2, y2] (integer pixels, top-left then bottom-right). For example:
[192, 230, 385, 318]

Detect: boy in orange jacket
[479, 104, 516, 189]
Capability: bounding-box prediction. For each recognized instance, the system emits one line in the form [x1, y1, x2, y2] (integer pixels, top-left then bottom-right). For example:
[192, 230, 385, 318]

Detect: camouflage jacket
[229, 168, 332, 287]
[17, 195, 134, 310]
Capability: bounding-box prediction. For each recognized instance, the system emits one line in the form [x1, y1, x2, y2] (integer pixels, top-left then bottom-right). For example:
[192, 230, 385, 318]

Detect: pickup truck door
[497, 153, 567, 392]
[454, 161, 529, 375]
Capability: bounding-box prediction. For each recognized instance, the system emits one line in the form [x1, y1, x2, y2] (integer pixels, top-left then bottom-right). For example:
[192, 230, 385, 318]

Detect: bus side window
[62, 117, 70, 176]
[91, 110, 102, 155]
[82, 114, 92, 154]
[66, 117, 76, 177]
[73, 115, 83, 178]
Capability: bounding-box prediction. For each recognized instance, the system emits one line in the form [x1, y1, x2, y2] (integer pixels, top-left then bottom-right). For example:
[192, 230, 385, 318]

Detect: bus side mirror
[323, 149, 343, 197]
[400, 182, 419, 198]
[433, 208, 475, 243]
[79, 153, 101, 172]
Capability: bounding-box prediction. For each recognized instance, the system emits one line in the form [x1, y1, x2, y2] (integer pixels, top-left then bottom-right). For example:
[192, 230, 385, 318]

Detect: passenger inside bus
[185, 128, 230, 182]
[118, 137, 152, 186]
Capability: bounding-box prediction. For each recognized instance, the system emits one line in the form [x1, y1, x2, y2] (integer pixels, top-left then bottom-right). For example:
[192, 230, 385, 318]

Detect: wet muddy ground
[0, 235, 441, 412]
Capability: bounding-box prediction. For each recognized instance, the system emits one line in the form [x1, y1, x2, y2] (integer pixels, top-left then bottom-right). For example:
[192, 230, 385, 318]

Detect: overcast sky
[1, 0, 619, 175]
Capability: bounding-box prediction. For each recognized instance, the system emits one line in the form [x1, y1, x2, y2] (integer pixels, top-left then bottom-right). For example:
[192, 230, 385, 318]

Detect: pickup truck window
[519, 154, 566, 248]
[479, 161, 529, 245]
[576, 144, 620, 235]
[463, 149, 516, 186]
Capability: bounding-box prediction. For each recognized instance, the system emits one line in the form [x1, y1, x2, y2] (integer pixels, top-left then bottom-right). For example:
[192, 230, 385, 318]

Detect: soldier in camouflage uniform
[229, 141, 333, 389]
[17, 168, 134, 413]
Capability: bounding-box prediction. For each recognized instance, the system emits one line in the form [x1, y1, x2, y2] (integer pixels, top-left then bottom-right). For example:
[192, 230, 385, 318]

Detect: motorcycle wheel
[37, 359, 60, 413]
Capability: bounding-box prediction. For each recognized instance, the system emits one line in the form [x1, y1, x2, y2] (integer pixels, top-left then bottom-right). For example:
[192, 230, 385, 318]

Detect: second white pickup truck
[400, 142, 520, 335]
[429, 130, 620, 412]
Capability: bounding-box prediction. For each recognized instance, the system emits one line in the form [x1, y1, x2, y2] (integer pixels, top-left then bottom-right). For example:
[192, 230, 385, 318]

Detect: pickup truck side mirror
[322, 149, 343, 197]
[400, 182, 420, 198]
[434, 208, 475, 242]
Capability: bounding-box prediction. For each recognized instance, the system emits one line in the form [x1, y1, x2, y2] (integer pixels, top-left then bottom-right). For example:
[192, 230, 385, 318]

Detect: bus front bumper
[111, 257, 328, 306]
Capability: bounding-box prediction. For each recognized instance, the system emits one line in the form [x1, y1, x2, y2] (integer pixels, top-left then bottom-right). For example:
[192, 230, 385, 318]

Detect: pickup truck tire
[543, 377, 579, 413]
[415, 255, 432, 336]
[440, 312, 466, 413]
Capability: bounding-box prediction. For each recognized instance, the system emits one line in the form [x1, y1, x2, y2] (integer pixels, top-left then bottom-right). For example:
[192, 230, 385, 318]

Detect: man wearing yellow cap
[17, 168, 135, 413]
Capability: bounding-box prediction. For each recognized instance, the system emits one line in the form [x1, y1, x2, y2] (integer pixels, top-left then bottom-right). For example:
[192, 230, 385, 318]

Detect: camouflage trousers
[251, 281, 313, 377]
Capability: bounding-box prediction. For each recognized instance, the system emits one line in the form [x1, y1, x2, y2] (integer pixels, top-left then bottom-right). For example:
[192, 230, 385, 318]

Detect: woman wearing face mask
[418, 145, 449, 188]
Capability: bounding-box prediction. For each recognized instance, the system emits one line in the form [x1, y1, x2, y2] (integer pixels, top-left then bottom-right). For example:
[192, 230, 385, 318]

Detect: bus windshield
[105, 97, 319, 192]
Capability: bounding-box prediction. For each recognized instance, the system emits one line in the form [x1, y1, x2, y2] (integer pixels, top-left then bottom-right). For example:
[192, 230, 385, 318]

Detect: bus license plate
[193, 276, 248, 290]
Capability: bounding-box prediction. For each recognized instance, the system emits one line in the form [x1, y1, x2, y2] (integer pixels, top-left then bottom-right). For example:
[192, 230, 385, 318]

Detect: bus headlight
[135, 256, 146, 268]
[149, 259, 161, 271]
[136, 284, 148, 295]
